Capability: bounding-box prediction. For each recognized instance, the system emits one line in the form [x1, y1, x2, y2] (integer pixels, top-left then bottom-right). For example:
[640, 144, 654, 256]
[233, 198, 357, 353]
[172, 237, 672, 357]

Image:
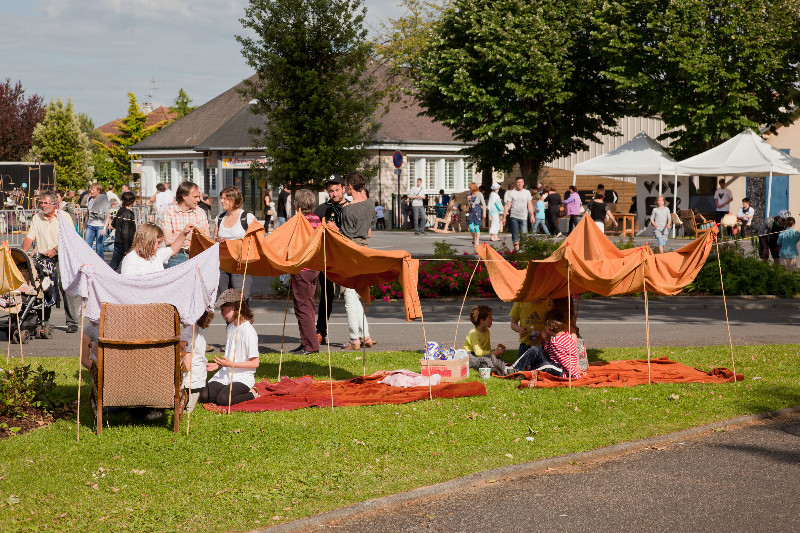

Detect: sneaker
[290, 345, 305, 353]
[556, 232, 564, 237]
[145, 410, 163, 421]
[66, 325, 78, 333]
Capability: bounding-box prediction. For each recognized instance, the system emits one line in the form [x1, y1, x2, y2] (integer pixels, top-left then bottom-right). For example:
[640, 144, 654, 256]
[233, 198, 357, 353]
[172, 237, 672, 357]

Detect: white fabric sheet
[57, 212, 220, 324]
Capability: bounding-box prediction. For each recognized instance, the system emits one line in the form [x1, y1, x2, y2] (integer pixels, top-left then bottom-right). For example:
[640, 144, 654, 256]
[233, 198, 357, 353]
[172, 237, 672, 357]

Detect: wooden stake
[77, 299, 85, 442]
[715, 237, 736, 379]
[643, 263, 651, 385]
[324, 230, 333, 410]
[453, 261, 480, 350]
[361, 307, 367, 377]
[567, 266, 571, 390]
[277, 276, 292, 381]
[406, 257, 432, 400]
[16, 303, 23, 364]
[186, 322, 195, 435]
[227, 237, 253, 414]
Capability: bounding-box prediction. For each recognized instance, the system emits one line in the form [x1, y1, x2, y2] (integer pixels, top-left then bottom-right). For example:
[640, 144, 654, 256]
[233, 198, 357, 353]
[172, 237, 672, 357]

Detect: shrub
[0, 364, 57, 419]
[686, 247, 800, 297]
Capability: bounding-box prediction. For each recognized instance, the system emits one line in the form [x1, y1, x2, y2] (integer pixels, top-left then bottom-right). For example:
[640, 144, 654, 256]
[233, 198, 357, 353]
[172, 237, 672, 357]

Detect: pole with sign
[393, 151, 403, 228]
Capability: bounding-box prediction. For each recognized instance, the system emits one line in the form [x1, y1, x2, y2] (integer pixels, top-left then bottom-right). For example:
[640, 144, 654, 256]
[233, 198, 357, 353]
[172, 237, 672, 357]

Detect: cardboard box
[419, 358, 469, 383]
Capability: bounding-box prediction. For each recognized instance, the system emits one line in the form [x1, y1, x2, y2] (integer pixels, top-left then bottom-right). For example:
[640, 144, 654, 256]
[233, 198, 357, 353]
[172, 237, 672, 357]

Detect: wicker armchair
[90, 303, 185, 435]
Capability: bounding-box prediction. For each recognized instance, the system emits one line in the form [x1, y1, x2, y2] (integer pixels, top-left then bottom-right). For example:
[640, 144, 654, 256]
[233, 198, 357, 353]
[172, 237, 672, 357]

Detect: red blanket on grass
[203, 373, 486, 413]
[504, 357, 743, 388]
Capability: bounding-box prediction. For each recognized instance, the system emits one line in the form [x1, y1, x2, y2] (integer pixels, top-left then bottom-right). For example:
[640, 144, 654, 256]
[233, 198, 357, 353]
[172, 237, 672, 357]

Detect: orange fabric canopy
[189, 213, 422, 321]
[476, 214, 717, 300]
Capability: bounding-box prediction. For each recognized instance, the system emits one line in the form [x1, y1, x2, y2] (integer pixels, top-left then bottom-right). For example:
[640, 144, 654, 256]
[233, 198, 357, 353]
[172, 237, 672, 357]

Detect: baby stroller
[0, 248, 56, 343]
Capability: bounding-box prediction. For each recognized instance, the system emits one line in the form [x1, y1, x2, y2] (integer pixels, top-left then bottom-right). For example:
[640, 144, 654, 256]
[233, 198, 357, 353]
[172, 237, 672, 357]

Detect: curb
[254, 404, 800, 533]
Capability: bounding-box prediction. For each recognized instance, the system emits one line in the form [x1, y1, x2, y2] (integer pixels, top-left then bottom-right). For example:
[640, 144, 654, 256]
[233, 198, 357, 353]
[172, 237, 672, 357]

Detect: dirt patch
[0, 403, 74, 439]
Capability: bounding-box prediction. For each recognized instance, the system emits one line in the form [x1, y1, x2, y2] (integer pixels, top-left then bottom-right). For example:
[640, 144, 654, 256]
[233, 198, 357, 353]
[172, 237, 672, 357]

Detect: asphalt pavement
[260, 407, 800, 533]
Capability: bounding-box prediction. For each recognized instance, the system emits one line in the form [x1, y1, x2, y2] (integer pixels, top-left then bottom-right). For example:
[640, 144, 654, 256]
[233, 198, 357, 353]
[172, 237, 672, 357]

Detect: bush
[0, 364, 57, 419]
[686, 247, 800, 297]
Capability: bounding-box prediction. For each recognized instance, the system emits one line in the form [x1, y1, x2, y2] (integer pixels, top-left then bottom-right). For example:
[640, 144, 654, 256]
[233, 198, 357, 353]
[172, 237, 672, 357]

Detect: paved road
[263, 408, 800, 533]
[13, 296, 800, 359]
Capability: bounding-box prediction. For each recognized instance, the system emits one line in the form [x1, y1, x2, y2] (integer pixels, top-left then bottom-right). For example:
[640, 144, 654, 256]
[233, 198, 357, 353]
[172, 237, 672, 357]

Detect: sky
[0, 0, 404, 127]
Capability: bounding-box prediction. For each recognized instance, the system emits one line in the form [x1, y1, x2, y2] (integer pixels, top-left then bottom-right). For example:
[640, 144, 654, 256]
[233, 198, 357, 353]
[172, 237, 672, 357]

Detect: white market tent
[573, 131, 686, 221]
[675, 129, 800, 216]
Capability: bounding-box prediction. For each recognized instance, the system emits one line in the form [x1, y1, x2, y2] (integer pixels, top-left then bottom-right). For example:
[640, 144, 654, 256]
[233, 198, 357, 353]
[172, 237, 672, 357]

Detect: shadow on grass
[255, 360, 359, 381]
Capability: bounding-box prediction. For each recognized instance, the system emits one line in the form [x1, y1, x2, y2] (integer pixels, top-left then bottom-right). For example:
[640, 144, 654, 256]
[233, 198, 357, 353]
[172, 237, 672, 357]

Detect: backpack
[216, 210, 251, 232]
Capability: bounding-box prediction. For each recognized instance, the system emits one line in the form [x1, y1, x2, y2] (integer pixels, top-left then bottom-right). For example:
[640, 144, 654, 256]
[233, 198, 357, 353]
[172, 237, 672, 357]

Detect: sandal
[362, 337, 377, 348]
[342, 339, 361, 350]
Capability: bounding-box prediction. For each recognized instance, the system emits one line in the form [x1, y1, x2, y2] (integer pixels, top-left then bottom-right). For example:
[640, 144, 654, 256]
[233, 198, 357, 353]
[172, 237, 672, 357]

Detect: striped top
[544, 331, 582, 379]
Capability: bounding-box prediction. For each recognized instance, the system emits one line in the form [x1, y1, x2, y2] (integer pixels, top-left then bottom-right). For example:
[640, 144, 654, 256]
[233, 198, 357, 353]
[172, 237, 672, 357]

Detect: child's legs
[201, 381, 224, 404]
[214, 382, 254, 405]
[344, 288, 368, 340]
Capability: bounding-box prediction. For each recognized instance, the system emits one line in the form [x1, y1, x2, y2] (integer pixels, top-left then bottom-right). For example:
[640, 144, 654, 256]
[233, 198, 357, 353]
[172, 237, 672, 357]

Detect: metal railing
[0, 206, 156, 248]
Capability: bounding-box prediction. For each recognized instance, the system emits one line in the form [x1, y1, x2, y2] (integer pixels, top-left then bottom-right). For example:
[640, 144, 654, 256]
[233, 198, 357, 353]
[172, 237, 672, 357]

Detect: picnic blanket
[504, 357, 743, 388]
[202, 373, 486, 412]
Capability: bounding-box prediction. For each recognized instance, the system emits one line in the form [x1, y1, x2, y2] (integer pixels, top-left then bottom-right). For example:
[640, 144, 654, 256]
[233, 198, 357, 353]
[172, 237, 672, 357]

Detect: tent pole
[407, 257, 432, 400]
[361, 308, 367, 377]
[453, 261, 480, 350]
[572, 170, 576, 187]
[658, 172, 663, 196]
[643, 264, 651, 385]
[3, 260, 10, 365]
[715, 236, 737, 380]
[77, 298, 85, 442]
[277, 276, 292, 381]
[228, 238, 253, 415]
[672, 171, 678, 238]
[323, 230, 333, 410]
[766, 171, 773, 218]
[187, 323, 195, 435]
[567, 267, 571, 390]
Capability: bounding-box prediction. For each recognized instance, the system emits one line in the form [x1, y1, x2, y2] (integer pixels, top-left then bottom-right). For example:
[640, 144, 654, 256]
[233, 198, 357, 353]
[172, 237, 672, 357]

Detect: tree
[27, 98, 91, 191]
[596, 0, 800, 158]
[374, 0, 450, 77]
[96, 92, 167, 189]
[236, 0, 383, 188]
[415, 0, 625, 182]
[171, 88, 195, 119]
[77, 112, 104, 152]
[0, 79, 45, 161]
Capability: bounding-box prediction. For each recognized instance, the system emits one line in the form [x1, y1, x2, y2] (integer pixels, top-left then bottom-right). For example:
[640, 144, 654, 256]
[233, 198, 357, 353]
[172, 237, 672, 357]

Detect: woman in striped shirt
[511, 308, 582, 379]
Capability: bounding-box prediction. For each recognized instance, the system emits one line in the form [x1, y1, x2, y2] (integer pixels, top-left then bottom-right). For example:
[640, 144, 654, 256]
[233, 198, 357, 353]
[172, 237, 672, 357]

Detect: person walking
[650, 195, 671, 253]
[408, 178, 426, 235]
[289, 189, 321, 355]
[545, 186, 563, 236]
[21, 190, 81, 333]
[487, 182, 503, 241]
[503, 177, 534, 252]
[466, 182, 486, 247]
[84, 182, 111, 259]
[276, 183, 291, 228]
[562, 185, 582, 235]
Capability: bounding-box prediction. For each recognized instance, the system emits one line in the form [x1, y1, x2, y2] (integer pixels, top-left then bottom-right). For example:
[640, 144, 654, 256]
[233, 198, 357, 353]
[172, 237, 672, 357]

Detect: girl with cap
[199, 288, 260, 406]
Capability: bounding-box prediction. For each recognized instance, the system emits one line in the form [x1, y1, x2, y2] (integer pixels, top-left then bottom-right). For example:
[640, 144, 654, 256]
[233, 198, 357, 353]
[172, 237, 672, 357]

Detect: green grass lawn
[1, 345, 798, 532]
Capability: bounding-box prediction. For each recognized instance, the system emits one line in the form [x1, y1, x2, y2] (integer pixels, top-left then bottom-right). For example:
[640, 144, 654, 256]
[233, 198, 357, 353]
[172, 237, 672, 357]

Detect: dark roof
[131, 71, 460, 152]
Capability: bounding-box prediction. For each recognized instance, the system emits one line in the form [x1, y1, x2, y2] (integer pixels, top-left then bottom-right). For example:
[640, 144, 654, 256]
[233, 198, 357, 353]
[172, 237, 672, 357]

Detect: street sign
[394, 168, 402, 175]
[393, 150, 403, 168]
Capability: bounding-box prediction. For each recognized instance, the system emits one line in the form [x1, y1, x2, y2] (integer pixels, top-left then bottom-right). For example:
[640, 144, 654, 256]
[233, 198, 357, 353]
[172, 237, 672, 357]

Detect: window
[159, 162, 169, 183]
[426, 160, 437, 190]
[181, 162, 193, 183]
[464, 160, 477, 190]
[407, 158, 417, 189]
[444, 159, 456, 189]
[208, 167, 217, 192]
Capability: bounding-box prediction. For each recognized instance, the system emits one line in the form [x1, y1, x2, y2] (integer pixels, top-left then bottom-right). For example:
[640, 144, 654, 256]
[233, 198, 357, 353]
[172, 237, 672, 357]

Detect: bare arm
[168, 224, 194, 256]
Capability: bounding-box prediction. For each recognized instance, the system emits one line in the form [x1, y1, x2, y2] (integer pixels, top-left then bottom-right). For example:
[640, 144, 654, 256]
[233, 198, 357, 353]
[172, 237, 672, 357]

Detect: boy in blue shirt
[531, 193, 549, 235]
[777, 217, 799, 271]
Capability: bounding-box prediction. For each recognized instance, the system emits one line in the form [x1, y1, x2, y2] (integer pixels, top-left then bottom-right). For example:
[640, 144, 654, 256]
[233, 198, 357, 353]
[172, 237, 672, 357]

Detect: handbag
[266, 208, 275, 216]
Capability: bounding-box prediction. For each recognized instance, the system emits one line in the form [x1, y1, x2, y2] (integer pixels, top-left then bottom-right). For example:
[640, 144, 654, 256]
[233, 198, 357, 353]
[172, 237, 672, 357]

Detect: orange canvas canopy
[189, 213, 422, 321]
[476, 214, 717, 301]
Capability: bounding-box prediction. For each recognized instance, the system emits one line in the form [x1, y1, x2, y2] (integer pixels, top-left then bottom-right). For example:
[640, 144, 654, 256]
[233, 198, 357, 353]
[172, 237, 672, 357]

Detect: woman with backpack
[215, 186, 256, 304]
[109, 191, 137, 271]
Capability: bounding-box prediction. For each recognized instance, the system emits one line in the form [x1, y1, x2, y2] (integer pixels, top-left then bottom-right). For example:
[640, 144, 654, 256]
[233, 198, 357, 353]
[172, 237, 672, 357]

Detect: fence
[0, 206, 156, 248]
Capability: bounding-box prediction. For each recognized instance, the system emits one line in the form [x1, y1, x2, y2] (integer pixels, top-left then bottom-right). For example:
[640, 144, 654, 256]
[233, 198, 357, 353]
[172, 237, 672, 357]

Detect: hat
[325, 174, 343, 186]
[778, 209, 792, 219]
[491, 182, 500, 190]
[215, 288, 243, 308]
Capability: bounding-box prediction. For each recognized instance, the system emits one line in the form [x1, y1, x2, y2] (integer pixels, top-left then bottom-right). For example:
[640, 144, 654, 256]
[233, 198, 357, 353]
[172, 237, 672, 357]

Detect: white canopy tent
[573, 132, 687, 230]
[675, 129, 800, 217]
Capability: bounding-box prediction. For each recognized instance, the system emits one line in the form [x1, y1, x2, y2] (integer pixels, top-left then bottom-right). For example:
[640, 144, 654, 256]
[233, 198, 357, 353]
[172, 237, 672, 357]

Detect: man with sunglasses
[21, 190, 80, 333]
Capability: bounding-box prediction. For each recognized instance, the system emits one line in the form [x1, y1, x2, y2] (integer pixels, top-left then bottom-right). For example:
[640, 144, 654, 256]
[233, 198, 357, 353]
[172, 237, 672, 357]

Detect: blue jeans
[276, 216, 287, 228]
[531, 218, 550, 235]
[166, 250, 188, 269]
[508, 217, 527, 242]
[411, 205, 426, 234]
[512, 345, 562, 376]
[84, 225, 105, 258]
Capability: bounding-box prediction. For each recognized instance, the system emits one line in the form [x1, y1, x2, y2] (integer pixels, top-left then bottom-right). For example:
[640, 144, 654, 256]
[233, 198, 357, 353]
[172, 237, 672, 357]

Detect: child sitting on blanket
[462, 305, 514, 376]
[511, 308, 582, 379]
[182, 310, 213, 412]
[199, 289, 260, 406]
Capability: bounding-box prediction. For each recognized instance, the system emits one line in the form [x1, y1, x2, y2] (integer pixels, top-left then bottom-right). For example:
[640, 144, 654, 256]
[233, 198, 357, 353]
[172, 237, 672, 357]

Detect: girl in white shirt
[120, 222, 193, 276]
[215, 186, 257, 303]
[181, 310, 213, 412]
[200, 288, 260, 406]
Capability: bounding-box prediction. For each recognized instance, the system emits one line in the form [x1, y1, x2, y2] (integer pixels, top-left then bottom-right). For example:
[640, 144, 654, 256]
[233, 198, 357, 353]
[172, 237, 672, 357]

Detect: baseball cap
[325, 174, 343, 186]
[778, 209, 791, 219]
[215, 288, 243, 308]
[491, 182, 500, 190]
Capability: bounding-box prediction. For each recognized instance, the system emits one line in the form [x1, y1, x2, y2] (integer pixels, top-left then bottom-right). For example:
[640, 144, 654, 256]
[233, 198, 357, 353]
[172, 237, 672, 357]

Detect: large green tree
[415, 0, 625, 182]
[0, 79, 45, 161]
[27, 98, 91, 191]
[237, 0, 382, 188]
[96, 93, 167, 189]
[596, 0, 800, 158]
[170, 88, 195, 119]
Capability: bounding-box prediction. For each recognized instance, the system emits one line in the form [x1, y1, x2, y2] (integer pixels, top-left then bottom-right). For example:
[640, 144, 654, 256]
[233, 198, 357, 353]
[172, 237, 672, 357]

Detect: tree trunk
[481, 167, 493, 192]
[519, 157, 543, 187]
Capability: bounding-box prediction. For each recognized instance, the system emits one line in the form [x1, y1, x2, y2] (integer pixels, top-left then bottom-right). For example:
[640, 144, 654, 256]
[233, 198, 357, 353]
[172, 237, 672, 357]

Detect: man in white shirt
[105, 187, 120, 207]
[21, 190, 80, 333]
[407, 178, 426, 235]
[715, 179, 733, 223]
[736, 197, 755, 238]
[503, 177, 534, 251]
